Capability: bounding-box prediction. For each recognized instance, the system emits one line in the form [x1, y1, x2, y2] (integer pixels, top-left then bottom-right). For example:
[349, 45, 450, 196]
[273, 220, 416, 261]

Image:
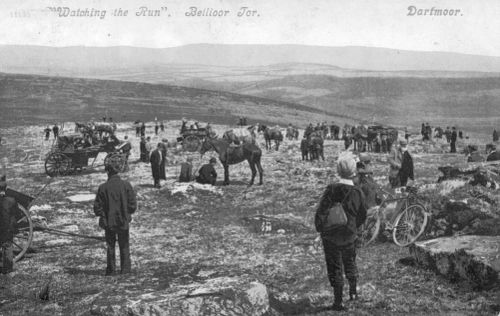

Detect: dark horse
[257, 124, 283, 151]
[200, 138, 263, 186]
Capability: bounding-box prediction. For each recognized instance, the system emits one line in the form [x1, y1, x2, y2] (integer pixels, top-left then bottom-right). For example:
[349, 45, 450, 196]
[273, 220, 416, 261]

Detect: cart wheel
[13, 204, 34, 263]
[359, 209, 381, 247]
[392, 203, 428, 247]
[104, 152, 126, 172]
[44, 152, 71, 177]
[183, 135, 201, 152]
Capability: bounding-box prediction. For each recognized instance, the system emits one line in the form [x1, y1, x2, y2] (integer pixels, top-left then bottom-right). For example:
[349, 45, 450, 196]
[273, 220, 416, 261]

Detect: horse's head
[200, 138, 213, 155]
[257, 124, 266, 133]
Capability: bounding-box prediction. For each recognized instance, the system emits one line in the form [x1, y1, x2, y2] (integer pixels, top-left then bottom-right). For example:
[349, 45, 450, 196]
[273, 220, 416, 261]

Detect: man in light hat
[315, 153, 367, 311]
[94, 162, 137, 275]
[0, 173, 19, 274]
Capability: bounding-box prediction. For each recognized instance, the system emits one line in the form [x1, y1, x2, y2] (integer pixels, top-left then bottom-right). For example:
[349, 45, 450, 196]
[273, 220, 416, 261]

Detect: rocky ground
[0, 121, 499, 315]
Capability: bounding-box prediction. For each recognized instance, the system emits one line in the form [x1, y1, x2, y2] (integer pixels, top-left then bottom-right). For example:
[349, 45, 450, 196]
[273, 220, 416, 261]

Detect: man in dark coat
[140, 122, 146, 137]
[159, 141, 168, 181]
[196, 158, 217, 185]
[315, 154, 367, 311]
[493, 129, 499, 142]
[44, 126, 51, 140]
[450, 127, 458, 153]
[94, 163, 137, 275]
[0, 175, 19, 274]
[398, 143, 414, 186]
[139, 137, 147, 162]
[154, 122, 159, 135]
[300, 136, 309, 161]
[160, 121, 165, 132]
[150, 143, 163, 188]
[52, 124, 59, 139]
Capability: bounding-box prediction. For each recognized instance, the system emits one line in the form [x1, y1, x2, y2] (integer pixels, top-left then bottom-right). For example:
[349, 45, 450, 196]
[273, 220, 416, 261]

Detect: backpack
[315, 187, 352, 233]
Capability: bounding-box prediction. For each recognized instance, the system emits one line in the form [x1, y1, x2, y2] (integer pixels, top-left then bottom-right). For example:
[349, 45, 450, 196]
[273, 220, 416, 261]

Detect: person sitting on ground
[179, 157, 194, 182]
[486, 144, 500, 162]
[466, 145, 484, 163]
[196, 157, 218, 185]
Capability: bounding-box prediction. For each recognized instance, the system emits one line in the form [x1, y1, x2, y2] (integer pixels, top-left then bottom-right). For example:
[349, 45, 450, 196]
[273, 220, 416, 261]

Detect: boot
[349, 280, 358, 301]
[332, 286, 347, 311]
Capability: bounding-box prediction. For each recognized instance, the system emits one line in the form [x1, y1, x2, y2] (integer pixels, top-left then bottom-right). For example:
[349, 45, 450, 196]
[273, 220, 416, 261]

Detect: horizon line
[1, 43, 500, 59]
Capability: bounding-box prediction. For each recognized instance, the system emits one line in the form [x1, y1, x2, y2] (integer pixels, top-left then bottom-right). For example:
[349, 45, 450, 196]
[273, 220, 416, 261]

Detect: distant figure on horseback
[258, 124, 283, 151]
[199, 137, 263, 186]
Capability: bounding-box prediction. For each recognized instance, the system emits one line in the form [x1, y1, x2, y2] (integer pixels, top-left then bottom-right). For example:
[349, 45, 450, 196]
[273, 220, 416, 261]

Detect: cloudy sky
[0, 0, 498, 56]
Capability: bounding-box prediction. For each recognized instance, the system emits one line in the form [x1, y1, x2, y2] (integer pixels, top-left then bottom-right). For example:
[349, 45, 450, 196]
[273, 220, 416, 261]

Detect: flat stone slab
[67, 193, 96, 202]
[410, 235, 500, 288]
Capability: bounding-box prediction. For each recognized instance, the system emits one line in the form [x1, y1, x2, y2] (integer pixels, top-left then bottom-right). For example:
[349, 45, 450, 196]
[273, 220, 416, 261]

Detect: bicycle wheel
[359, 210, 381, 247]
[392, 203, 428, 247]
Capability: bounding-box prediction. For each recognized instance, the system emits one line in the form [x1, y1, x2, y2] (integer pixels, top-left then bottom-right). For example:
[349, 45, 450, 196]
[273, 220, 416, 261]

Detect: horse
[257, 124, 283, 151]
[199, 137, 263, 186]
[223, 127, 256, 145]
[308, 132, 324, 161]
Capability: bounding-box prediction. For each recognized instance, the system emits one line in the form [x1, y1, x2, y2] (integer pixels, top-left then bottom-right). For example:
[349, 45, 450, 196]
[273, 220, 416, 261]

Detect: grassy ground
[0, 121, 499, 315]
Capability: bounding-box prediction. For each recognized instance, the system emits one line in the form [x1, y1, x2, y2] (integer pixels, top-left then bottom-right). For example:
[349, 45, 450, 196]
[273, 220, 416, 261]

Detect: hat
[399, 139, 408, 146]
[209, 157, 217, 164]
[337, 155, 357, 179]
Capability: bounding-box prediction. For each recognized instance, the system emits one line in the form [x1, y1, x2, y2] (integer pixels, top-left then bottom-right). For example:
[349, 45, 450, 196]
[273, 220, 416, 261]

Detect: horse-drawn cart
[44, 135, 127, 177]
[5, 187, 106, 264]
[177, 128, 209, 152]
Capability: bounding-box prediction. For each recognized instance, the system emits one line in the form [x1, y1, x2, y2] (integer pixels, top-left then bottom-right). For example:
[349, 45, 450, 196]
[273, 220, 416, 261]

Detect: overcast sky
[0, 0, 498, 57]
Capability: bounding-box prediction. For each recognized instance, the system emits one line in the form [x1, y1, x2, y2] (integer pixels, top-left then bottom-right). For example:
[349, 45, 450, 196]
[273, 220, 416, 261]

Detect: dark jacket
[0, 194, 18, 244]
[486, 150, 500, 162]
[93, 175, 137, 230]
[197, 164, 217, 184]
[357, 175, 381, 209]
[316, 183, 367, 246]
[451, 130, 457, 142]
[399, 151, 414, 181]
[150, 149, 163, 180]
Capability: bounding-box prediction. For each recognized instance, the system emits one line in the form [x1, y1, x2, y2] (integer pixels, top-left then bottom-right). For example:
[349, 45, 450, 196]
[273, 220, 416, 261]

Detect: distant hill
[0, 73, 344, 128]
[2, 44, 500, 74]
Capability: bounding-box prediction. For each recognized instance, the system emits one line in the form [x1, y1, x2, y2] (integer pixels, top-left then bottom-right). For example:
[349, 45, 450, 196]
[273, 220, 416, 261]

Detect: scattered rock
[410, 235, 500, 288]
[67, 193, 96, 202]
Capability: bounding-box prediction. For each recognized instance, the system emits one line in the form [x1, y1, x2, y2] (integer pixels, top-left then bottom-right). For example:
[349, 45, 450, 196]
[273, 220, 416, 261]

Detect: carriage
[177, 128, 209, 152]
[44, 134, 127, 177]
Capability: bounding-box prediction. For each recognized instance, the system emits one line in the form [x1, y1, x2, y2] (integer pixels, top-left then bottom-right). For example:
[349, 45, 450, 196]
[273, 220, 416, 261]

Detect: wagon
[5, 187, 105, 264]
[44, 134, 127, 177]
[177, 128, 209, 152]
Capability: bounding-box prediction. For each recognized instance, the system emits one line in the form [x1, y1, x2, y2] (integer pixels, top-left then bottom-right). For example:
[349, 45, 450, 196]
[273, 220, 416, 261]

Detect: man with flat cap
[94, 162, 137, 275]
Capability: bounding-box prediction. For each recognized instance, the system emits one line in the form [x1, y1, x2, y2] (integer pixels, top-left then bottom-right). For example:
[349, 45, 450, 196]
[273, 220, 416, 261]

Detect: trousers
[322, 238, 357, 291]
[105, 228, 131, 274]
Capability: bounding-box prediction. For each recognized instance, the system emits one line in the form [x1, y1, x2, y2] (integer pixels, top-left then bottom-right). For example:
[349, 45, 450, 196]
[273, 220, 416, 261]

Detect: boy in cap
[94, 162, 137, 275]
[315, 153, 367, 311]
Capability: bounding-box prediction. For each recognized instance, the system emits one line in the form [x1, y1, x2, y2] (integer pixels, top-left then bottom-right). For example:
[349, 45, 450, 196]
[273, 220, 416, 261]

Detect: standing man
[159, 141, 168, 182]
[388, 139, 405, 188]
[94, 163, 137, 276]
[355, 153, 381, 209]
[44, 126, 51, 141]
[315, 154, 367, 311]
[140, 122, 146, 137]
[0, 174, 19, 274]
[160, 121, 165, 132]
[398, 141, 414, 187]
[139, 137, 147, 162]
[154, 122, 159, 135]
[196, 157, 218, 185]
[52, 124, 59, 139]
[493, 129, 499, 142]
[445, 126, 451, 143]
[149, 143, 163, 188]
[450, 127, 458, 153]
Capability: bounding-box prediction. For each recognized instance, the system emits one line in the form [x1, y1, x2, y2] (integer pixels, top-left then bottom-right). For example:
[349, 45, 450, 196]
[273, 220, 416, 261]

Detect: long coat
[150, 149, 162, 181]
[159, 143, 167, 180]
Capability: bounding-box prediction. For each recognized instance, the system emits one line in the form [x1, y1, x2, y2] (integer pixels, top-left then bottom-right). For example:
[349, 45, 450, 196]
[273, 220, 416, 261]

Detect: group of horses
[341, 124, 398, 153]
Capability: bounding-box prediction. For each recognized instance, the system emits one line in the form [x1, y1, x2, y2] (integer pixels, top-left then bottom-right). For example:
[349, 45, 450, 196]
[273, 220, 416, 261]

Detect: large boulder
[409, 235, 500, 289]
[90, 277, 269, 316]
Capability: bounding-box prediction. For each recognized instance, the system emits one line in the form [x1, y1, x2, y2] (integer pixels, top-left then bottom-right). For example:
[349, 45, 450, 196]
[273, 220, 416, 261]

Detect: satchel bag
[315, 188, 352, 233]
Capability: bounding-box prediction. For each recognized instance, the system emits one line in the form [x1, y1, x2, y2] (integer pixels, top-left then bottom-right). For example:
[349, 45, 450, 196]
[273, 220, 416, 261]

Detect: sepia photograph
[0, 0, 499, 315]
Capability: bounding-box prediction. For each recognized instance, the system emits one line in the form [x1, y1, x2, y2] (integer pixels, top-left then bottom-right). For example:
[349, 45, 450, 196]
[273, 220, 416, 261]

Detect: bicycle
[360, 185, 430, 247]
